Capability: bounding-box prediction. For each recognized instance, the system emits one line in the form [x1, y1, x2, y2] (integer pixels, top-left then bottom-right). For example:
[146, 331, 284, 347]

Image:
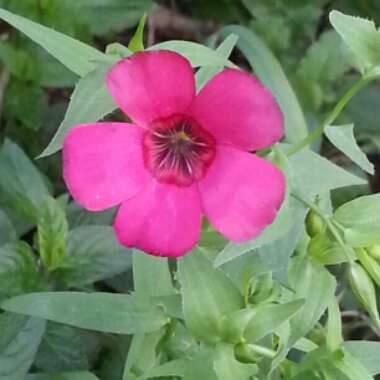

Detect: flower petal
[114, 182, 202, 257]
[190, 69, 283, 151]
[199, 146, 285, 241]
[107, 51, 196, 127]
[63, 122, 151, 211]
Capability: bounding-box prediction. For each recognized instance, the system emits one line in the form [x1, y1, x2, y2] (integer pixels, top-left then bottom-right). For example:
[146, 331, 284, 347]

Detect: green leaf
[25, 372, 99, 380]
[213, 344, 257, 380]
[335, 193, 380, 227]
[326, 298, 343, 351]
[288, 258, 336, 347]
[57, 226, 132, 287]
[195, 34, 238, 90]
[38, 196, 68, 271]
[66, 0, 154, 36]
[34, 322, 88, 373]
[133, 252, 174, 297]
[40, 63, 116, 157]
[0, 140, 50, 223]
[1, 292, 168, 334]
[141, 358, 188, 379]
[329, 10, 380, 75]
[178, 249, 243, 343]
[324, 124, 374, 175]
[344, 341, 380, 375]
[183, 351, 217, 380]
[149, 41, 237, 68]
[0, 313, 45, 380]
[244, 299, 305, 343]
[0, 8, 107, 77]
[219, 25, 308, 142]
[289, 149, 366, 199]
[334, 194, 380, 247]
[0, 242, 46, 297]
[128, 14, 146, 52]
[0, 209, 16, 245]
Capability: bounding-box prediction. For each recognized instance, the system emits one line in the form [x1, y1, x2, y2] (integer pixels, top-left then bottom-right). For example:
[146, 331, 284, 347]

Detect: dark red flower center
[143, 114, 216, 186]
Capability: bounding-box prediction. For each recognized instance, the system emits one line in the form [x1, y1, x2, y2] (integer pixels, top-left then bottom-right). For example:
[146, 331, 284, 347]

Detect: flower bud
[357, 248, 380, 287]
[347, 262, 380, 329]
[306, 210, 325, 238]
[367, 245, 380, 261]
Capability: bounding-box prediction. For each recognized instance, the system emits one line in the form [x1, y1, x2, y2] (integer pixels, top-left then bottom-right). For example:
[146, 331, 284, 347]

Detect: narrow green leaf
[326, 298, 343, 351]
[133, 252, 174, 297]
[179, 249, 243, 343]
[219, 25, 308, 142]
[149, 41, 237, 68]
[329, 10, 380, 75]
[0, 140, 50, 222]
[38, 196, 68, 271]
[1, 292, 167, 334]
[288, 258, 336, 347]
[0, 8, 107, 77]
[195, 34, 238, 90]
[244, 299, 305, 343]
[40, 64, 116, 157]
[58, 226, 132, 287]
[128, 14, 146, 52]
[324, 124, 374, 175]
[0, 313, 45, 380]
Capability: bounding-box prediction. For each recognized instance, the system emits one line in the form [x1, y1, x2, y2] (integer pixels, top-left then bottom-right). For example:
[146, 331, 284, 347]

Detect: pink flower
[63, 51, 285, 257]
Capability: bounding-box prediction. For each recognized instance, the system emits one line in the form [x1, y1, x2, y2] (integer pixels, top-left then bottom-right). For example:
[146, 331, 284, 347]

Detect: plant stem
[287, 76, 372, 157]
[245, 343, 277, 359]
[292, 192, 354, 264]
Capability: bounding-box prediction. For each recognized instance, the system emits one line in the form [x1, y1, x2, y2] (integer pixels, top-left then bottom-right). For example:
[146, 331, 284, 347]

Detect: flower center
[143, 114, 216, 186]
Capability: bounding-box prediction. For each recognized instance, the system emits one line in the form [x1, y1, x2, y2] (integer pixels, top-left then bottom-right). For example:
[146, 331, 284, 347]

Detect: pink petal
[114, 182, 202, 257]
[199, 146, 285, 241]
[107, 51, 196, 127]
[63, 123, 151, 211]
[189, 69, 283, 151]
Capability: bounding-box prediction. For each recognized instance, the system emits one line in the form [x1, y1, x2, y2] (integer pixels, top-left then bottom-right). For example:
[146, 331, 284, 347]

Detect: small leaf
[195, 34, 238, 90]
[40, 64, 116, 157]
[0, 140, 50, 222]
[38, 196, 68, 271]
[213, 343, 258, 380]
[326, 297, 343, 351]
[0, 8, 108, 77]
[290, 149, 366, 199]
[324, 124, 374, 175]
[149, 41, 237, 68]
[58, 226, 132, 287]
[244, 299, 305, 343]
[0, 313, 46, 380]
[178, 249, 243, 343]
[1, 292, 168, 334]
[344, 340, 380, 375]
[0, 242, 46, 297]
[128, 14, 146, 52]
[34, 322, 88, 373]
[133, 252, 174, 297]
[330, 10, 380, 75]
[288, 258, 336, 347]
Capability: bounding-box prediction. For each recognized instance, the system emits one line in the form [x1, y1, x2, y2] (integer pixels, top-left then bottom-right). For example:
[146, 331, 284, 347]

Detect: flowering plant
[0, 3, 380, 380]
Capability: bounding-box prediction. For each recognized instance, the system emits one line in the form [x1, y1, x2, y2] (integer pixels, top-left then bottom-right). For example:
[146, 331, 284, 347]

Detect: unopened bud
[357, 248, 380, 287]
[306, 210, 325, 238]
[367, 245, 380, 261]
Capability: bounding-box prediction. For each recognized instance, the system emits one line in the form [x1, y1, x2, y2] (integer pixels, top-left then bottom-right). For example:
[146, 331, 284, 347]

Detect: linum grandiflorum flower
[63, 51, 285, 257]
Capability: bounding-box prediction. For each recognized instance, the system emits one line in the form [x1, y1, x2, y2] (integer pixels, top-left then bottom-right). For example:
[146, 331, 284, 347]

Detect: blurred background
[0, 0, 379, 377]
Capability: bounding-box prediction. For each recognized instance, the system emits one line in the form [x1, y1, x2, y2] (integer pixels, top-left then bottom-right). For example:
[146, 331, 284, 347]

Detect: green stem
[287, 76, 372, 157]
[292, 192, 354, 264]
[238, 343, 277, 360]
